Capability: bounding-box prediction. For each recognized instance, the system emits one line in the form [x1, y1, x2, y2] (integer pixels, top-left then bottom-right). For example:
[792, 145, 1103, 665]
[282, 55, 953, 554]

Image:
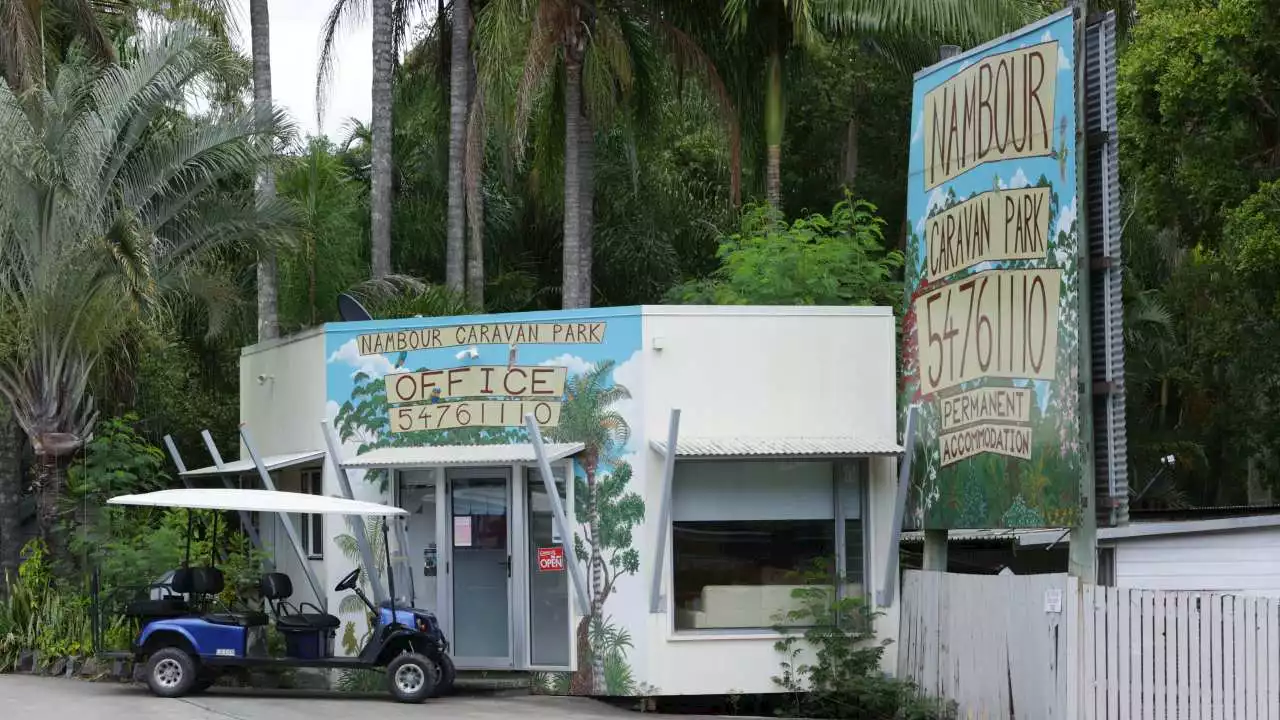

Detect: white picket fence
[898, 570, 1280, 719]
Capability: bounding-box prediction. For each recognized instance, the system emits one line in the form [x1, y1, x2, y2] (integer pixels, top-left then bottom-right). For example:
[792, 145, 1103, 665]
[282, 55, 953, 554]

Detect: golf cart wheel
[386, 653, 437, 703]
[145, 647, 198, 698]
[431, 654, 456, 697]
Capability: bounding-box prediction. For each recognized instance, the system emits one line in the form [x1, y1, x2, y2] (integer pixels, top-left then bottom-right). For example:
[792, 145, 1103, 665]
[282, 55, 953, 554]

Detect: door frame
[515, 460, 578, 672]
[445, 466, 516, 669]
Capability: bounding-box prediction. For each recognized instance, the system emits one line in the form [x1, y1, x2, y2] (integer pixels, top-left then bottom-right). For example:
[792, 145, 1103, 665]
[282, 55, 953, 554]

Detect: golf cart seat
[191, 567, 269, 627]
[124, 568, 193, 619]
[260, 572, 341, 630]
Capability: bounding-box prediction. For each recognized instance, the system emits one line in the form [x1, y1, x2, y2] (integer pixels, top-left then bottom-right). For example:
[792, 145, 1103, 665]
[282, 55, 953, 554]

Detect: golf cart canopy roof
[107, 488, 408, 516]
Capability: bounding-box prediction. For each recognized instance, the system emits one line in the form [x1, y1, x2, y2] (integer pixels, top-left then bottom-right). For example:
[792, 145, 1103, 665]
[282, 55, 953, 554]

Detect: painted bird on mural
[395, 351, 408, 369]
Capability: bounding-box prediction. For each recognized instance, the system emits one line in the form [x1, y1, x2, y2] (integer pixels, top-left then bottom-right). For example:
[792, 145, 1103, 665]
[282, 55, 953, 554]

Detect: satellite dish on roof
[337, 292, 374, 322]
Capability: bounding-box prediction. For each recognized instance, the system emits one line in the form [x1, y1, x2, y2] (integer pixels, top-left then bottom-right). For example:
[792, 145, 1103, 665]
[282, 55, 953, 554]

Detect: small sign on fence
[1044, 588, 1063, 614]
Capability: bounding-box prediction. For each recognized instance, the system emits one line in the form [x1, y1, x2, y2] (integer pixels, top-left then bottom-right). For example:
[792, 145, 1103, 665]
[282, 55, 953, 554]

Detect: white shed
[184, 304, 904, 697]
[1020, 514, 1280, 596]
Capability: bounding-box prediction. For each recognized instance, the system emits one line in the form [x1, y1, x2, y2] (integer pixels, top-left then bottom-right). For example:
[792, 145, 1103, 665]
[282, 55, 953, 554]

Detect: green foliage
[670, 194, 903, 306]
[772, 563, 956, 720]
[1118, 0, 1280, 503]
[276, 138, 371, 332]
[0, 540, 95, 670]
[65, 415, 169, 499]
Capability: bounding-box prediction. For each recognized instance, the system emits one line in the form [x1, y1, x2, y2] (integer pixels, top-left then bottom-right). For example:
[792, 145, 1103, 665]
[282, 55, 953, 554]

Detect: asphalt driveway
[0, 674, 653, 719]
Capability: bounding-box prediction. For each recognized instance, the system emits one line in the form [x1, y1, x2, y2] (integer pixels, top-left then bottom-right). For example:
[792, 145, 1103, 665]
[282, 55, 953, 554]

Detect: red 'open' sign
[537, 547, 564, 572]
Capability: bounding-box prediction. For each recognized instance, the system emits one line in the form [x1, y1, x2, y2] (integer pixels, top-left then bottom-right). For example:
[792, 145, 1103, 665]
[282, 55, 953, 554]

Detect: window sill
[666, 629, 788, 642]
[307, 555, 323, 561]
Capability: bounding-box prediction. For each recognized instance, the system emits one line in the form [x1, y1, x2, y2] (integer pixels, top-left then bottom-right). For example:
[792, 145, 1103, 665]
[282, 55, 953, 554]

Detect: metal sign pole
[525, 414, 591, 615]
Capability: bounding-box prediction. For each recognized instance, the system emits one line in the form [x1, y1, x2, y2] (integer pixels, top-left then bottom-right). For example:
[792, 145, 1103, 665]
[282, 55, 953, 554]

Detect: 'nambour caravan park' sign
[901, 9, 1084, 530]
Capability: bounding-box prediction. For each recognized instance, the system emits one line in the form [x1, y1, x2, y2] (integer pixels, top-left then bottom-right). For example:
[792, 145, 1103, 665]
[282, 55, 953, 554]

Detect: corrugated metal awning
[181, 450, 326, 477]
[342, 442, 584, 469]
[649, 436, 902, 458]
[899, 528, 1057, 545]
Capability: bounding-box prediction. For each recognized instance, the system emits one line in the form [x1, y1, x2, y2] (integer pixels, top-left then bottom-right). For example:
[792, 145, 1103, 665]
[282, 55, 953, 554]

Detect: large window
[300, 469, 324, 559]
[671, 459, 865, 632]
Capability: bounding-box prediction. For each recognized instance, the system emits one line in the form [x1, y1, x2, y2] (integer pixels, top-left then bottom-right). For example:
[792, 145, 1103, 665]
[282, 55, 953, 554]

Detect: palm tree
[0, 24, 294, 544]
[545, 359, 630, 694]
[718, 0, 1038, 208]
[316, 0, 439, 282]
[448, 0, 472, 297]
[0, 0, 116, 90]
[250, 0, 279, 340]
[481, 0, 737, 309]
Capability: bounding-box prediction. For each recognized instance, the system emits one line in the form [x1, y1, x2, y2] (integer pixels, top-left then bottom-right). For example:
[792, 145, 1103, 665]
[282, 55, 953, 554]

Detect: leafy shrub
[772, 564, 956, 720]
[669, 193, 903, 307]
[0, 540, 95, 670]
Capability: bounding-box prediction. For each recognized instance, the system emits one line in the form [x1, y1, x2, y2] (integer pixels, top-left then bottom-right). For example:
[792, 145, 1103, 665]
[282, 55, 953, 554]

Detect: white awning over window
[180, 450, 327, 478]
[342, 442, 584, 469]
[650, 436, 902, 458]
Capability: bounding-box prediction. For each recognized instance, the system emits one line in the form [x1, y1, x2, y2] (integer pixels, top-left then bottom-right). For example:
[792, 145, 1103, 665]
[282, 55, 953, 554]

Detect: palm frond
[316, 0, 371, 129]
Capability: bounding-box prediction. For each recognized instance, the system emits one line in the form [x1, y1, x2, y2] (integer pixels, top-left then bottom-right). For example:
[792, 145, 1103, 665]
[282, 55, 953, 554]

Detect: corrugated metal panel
[899, 528, 1056, 544]
[181, 450, 327, 477]
[342, 442, 584, 468]
[651, 437, 902, 457]
[1085, 12, 1129, 527]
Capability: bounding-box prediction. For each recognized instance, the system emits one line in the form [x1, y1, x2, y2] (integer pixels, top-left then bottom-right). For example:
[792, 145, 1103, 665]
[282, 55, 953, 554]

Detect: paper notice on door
[453, 515, 473, 547]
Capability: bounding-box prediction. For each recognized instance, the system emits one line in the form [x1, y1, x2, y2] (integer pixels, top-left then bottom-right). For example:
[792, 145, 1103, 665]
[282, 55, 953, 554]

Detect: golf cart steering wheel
[335, 568, 361, 592]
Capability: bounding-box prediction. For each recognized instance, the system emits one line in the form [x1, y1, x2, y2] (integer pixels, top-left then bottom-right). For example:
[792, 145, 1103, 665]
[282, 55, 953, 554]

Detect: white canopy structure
[107, 488, 408, 517]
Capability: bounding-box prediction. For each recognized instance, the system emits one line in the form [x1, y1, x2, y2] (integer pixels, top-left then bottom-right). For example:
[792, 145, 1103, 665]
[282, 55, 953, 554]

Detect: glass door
[448, 472, 513, 667]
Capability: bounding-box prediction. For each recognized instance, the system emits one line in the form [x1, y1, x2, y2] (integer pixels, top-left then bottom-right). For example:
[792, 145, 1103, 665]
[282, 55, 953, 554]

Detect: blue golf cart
[98, 488, 455, 703]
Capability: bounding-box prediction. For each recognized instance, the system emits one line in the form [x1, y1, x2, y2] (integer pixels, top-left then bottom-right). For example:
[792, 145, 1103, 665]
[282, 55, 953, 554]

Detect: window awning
[342, 442, 585, 469]
[649, 436, 903, 458]
[180, 450, 327, 477]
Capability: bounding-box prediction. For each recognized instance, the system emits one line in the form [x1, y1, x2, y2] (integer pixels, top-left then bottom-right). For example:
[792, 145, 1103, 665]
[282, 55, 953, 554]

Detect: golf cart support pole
[239, 424, 328, 610]
[320, 420, 388, 604]
[187, 431, 264, 552]
[525, 414, 591, 615]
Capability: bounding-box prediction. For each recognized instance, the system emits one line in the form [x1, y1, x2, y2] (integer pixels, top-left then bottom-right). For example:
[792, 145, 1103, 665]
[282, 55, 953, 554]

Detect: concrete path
[0, 674, 653, 719]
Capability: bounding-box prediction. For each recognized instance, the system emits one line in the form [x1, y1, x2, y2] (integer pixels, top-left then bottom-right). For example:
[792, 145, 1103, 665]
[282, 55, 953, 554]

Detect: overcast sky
[230, 0, 374, 140]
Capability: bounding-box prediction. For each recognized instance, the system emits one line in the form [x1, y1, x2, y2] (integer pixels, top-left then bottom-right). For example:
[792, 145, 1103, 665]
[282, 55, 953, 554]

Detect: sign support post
[1067, 0, 1098, 583]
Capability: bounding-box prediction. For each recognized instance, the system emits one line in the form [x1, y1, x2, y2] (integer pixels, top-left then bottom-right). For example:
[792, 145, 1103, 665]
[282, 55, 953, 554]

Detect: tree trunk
[370, 0, 396, 279]
[569, 615, 594, 694]
[464, 50, 485, 308]
[764, 49, 784, 210]
[577, 111, 594, 308]
[561, 57, 584, 310]
[0, 412, 21, 585]
[35, 452, 65, 555]
[841, 115, 859, 191]
[445, 0, 470, 293]
[250, 0, 278, 341]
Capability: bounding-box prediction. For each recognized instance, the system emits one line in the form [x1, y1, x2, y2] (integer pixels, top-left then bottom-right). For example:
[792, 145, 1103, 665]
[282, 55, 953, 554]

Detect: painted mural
[900, 9, 1084, 530]
[322, 308, 649, 696]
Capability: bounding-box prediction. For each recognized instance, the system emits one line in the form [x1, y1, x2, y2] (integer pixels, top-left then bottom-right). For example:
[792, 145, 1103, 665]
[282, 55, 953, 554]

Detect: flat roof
[181, 450, 326, 477]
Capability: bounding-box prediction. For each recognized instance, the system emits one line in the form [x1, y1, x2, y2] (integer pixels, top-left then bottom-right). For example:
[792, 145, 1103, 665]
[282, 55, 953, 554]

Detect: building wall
[1113, 528, 1280, 596]
[639, 306, 900, 695]
[238, 330, 329, 609]
[238, 305, 902, 696]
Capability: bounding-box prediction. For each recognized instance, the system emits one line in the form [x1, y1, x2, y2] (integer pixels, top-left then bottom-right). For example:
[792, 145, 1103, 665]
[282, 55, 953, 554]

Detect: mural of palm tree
[545, 359, 631, 695]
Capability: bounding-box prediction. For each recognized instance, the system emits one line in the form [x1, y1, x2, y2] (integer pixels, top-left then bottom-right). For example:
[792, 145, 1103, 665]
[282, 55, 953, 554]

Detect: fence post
[1065, 575, 1083, 719]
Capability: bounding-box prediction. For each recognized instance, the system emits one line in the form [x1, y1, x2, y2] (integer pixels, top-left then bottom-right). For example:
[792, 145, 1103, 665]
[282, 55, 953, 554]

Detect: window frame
[299, 468, 324, 560]
[667, 457, 871, 637]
